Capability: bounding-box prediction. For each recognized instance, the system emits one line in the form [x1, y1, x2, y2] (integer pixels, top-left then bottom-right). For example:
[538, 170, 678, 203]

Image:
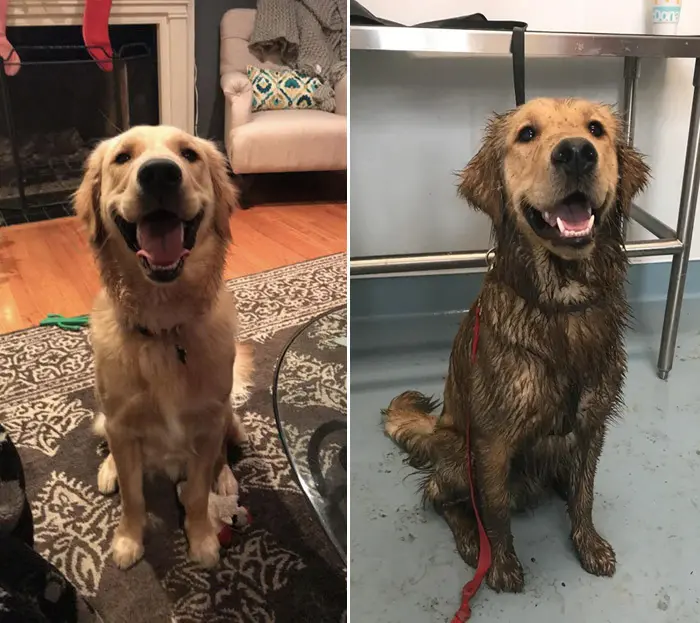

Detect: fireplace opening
[0, 24, 159, 226]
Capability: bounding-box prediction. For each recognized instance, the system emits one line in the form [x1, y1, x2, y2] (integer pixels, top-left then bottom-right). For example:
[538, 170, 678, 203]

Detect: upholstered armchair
[219, 9, 347, 175]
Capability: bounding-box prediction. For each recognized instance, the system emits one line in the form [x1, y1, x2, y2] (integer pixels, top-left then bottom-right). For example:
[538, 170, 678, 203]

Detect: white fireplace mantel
[7, 0, 195, 133]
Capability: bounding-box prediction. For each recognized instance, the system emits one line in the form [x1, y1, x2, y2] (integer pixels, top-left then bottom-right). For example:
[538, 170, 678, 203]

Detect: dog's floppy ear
[616, 139, 650, 214]
[457, 112, 508, 224]
[202, 140, 238, 242]
[74, 141, 108, 246]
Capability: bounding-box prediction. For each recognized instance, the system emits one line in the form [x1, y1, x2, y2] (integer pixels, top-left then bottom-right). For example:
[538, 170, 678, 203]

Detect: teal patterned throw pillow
[247, 65, 322, 112]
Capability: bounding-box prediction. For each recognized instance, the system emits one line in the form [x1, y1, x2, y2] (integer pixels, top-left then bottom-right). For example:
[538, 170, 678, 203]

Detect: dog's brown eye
[181, 148, 199, 163]
[516, 126, 537, 143]
[588, 120, 604, 138]
[114, 152, 131, 165]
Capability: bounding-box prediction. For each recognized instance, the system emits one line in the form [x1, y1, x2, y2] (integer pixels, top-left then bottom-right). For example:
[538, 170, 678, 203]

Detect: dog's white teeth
[559, 217, 587, 237]
[150, 260, 179, 271]
[587, 206, 593, 216]
[558, 215, 595, 238]
[179, 224, 184, 244]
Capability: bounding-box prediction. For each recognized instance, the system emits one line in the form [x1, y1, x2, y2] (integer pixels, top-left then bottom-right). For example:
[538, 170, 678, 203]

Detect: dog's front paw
[229, 412, 248, 445]
[97, 455, 118, 495]
[216, 464, 239, 497]
[486, 552, 524, 593]
[441, 505, 479, 568]
[573, 530, 616, 577]
[188, 531, 221, 568]
[112, 532, 144, 570]
[455, 532, 479, 569]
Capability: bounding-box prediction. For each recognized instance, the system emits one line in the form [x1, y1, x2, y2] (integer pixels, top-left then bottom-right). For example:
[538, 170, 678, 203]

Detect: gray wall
[195, 0, 256, 141]
[352, 0, 700, 261]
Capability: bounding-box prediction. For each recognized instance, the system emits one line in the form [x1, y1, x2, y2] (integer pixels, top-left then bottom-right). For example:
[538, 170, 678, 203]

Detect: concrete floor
[350, 300, 700, 622]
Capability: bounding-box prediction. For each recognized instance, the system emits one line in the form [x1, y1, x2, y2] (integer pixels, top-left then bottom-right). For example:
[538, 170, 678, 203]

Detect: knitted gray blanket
[249, 0, 347, 112]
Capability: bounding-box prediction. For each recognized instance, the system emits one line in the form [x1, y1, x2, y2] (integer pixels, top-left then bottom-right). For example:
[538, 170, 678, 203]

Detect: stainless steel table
[349, 26, 700, 379]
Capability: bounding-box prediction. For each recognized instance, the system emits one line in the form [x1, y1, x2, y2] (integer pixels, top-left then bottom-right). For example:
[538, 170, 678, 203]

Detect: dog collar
[487, 244, 604, 315]
[491, 271, 605, 316]
[530, 295, 604, 315]
[135, 324, 187, 364]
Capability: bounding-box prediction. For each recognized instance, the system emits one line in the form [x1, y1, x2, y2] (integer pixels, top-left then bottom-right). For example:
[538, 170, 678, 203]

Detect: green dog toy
[39, 314, 90, 331]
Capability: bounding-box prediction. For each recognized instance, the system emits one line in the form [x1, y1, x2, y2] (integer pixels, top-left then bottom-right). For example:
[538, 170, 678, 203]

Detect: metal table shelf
[349, 26, 700, 379]
[350, 25, 700, 58]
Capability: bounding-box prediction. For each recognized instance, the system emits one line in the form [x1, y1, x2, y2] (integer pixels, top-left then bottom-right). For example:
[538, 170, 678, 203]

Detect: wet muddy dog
[383, 98, 649, 593]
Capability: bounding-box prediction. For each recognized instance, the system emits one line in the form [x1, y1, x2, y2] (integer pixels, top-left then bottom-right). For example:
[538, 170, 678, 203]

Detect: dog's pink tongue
[136, 217, 186, 266]
[553, 203, 591, 231]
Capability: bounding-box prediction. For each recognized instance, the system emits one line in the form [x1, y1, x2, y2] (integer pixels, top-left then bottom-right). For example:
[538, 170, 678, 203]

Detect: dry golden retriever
[384, 98, 649, 594]
[74, 125, 252, 570]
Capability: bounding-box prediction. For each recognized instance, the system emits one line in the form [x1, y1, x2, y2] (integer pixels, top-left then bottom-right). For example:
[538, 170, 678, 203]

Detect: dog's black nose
[551, 138, 598, 177]
[137, 159, 182, 196]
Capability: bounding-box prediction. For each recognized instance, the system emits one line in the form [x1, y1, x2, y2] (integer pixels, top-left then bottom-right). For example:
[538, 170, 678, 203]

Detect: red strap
[470, 304, 481, 365]
[451, 304, 492, 623]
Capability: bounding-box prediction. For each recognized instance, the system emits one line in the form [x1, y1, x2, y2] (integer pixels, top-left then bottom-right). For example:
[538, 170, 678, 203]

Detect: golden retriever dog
[74, 125, 252, 570]
[383, 99, 649, 593]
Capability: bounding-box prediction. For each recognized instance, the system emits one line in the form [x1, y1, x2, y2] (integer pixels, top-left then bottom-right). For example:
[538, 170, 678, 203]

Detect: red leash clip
[451, 303, 492, 622]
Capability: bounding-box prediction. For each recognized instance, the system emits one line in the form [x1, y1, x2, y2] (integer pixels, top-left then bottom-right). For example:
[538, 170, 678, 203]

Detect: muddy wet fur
[383, 98, 650, 595]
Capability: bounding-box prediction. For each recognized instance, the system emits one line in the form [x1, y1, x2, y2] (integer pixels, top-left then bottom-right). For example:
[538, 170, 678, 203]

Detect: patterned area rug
[0, 254, 347, 623]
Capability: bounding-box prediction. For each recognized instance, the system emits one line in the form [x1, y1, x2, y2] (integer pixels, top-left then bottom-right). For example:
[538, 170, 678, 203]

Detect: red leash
[451, 303, 492, 623]
[470, 303, 481, 364]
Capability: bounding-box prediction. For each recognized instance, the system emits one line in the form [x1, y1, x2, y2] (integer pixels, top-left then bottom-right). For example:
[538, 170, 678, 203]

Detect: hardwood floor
[0, 203, 346, 333]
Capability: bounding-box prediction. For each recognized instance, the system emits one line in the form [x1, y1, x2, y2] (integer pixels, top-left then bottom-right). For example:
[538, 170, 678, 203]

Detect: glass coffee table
[273, 306, 347, 567]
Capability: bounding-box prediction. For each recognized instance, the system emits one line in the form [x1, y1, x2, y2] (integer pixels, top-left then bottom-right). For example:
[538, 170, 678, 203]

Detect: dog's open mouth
[114, 210, 204, 282]
[524, 192, 597, 247]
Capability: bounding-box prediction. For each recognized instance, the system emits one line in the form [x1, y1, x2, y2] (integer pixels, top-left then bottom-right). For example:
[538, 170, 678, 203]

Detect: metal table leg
[622, 57, 639, 143]
[621, 57, 639, 239]
[657, 59, 700, 380]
